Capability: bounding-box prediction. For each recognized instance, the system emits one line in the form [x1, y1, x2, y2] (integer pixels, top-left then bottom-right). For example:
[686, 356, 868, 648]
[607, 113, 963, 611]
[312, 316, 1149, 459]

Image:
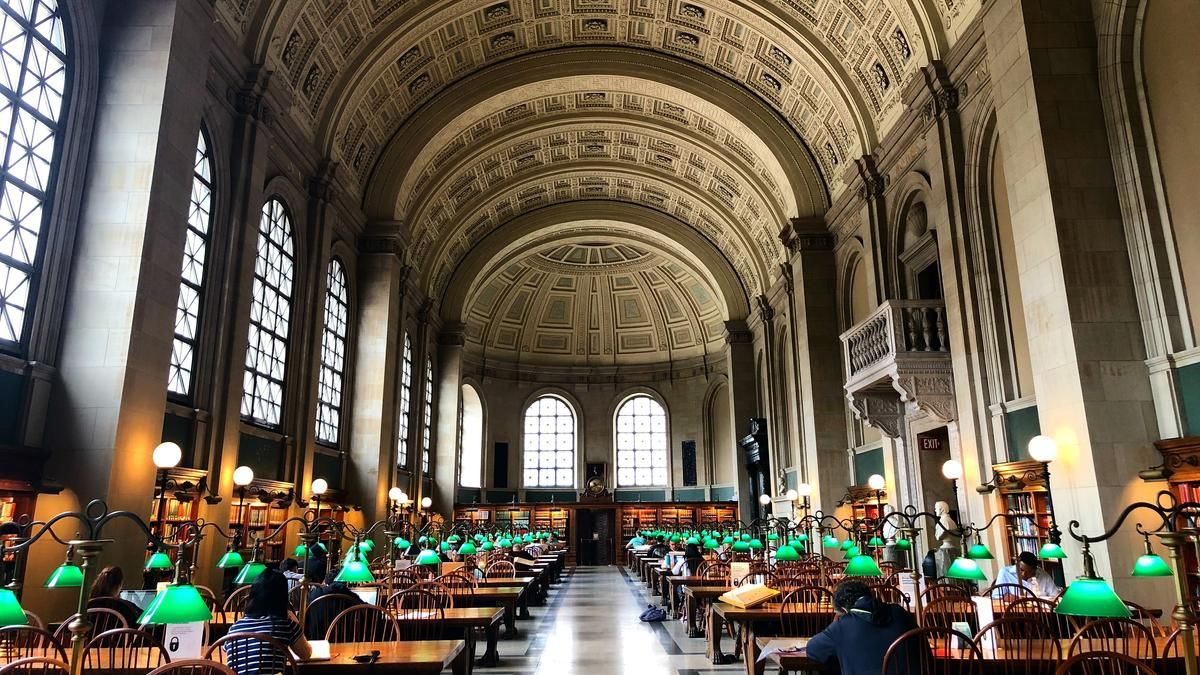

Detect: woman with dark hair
[224, 568, 311, 674]
[805, 580, 926, 675]
[87, 566, 143, 626]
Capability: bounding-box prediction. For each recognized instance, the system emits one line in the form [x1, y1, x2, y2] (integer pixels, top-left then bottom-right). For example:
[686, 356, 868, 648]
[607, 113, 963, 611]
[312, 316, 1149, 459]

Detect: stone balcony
[839, 300, 956, 437]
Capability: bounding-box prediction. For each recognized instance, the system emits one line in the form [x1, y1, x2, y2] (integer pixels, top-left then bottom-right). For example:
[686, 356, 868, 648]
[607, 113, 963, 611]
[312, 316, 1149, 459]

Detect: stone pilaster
[432, 323, 466, 516]
[724, 321, 756, 520]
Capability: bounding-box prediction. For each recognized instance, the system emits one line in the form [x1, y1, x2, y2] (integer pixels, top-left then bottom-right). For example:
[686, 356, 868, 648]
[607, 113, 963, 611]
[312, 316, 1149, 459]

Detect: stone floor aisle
[476, 565, 745, 675]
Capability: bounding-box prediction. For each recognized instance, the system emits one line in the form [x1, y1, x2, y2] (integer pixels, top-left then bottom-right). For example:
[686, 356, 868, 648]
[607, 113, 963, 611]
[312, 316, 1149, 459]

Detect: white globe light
[942, 459, 963, 481]
[388, 487, 403, 502]
[759, 494, 772, 505]
[311, 478, 329, 496]
[1028, 435, 1058, 464]
[867, 474, 886, 491]
[232, 465, 254, 487]
[420, 497, 432, 509]
[152, 442, 182, 469]
[797, 483, 813, 498]
[398, 491, 411, 505]
[785, 489, 798, 502]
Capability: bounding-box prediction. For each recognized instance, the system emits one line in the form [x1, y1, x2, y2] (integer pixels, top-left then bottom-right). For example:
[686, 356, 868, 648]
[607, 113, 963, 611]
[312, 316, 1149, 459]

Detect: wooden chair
[920, 582, 972, 605]
[82, 628, 170, 672]
[287, 583, 307, 612]
[303, 592, 360, 640]
[437, 570, 478, 600]
[1123, 601, 1167, 637]
[774, 575, 806, 591]
[51, 608, 126, 646]
[325, 605, 400, 643]
[747, 561, 772, 576]
[973, 617, 1061, 675]
[882, 626, 980, 675]
[484, 561, 516, 579]
[922, 596, 979, 634]
[868, 582, 911, 610]
[409, 581, 454, 608]
[1005, 596, 1072, 637]
[700, 562, 730, 581]
[778, 587, 834, 637]
[21, 611, 44, 631]
[0, 626, 66, 662]
[878, 561, 899, 577]
[147, 660, 237, 675]
[735, 571, 776, 587]
[0, 657, 70, 674]
[386, 588, 453, 611]
[220, 585, 252, 620]
[1054, 651, 1158, 675]
[392, 605, 445, 641]
[195, 585, 218, 611]
[1067, 618, 1157, 661]
[206, 632, 298, 675]
[408, 564, 436, 580]
[983, 583, 1038, 602]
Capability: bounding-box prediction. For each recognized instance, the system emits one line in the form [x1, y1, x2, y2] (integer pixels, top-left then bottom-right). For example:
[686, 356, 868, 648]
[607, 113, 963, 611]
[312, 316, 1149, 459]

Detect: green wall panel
[1180, 363, 1200, 437]
[853, 448, 884, 485]
[1006, 406, 1042, 462]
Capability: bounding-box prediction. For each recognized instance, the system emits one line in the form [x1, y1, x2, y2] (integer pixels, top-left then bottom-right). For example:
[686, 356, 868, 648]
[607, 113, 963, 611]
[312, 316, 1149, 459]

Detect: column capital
[780, 216, 834, 253]
[439, 322, 467, 346]
[359, 225, 406, 259]
[723, 320, 753, 345]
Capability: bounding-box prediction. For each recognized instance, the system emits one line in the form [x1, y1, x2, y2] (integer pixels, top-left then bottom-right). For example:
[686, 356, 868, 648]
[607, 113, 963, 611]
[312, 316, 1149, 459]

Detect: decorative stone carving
[847, 389, 905, 439]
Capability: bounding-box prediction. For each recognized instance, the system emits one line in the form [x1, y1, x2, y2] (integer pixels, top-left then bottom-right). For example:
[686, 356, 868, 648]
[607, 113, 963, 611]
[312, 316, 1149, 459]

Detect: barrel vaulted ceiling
[216, 0, 966, 363]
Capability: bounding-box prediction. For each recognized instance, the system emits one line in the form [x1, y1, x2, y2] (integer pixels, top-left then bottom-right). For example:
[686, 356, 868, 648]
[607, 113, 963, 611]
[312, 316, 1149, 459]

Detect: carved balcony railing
[839, 300, 955, 437]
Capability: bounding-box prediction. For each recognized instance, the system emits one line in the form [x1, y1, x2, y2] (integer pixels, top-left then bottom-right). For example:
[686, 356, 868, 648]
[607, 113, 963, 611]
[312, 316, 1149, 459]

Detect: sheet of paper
[729, 561, 750, 583]
[757, 638, 809, 663]
[163, 621, 204, 659]
[297, 640, 331, 662]
[972, 596, 995, 650]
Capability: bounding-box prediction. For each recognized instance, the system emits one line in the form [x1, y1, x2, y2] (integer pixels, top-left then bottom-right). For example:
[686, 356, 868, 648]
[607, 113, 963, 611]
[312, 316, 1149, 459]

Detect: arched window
[315, 258, 348, 445]
[397, 334, 413, 469]
[421, 355, 433, 473]
[615, 395, 669, 487]
[0, 0, 68, 350]
[523, 395, 575, 488]
[459, 384, 483, 488]
[167, 128, 213, 399]
[241, 198, 294, 428]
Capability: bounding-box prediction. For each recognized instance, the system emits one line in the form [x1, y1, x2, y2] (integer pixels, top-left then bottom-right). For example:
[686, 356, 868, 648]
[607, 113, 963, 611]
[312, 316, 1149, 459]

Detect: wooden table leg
[707, 604, 729, 664]
[518, 591, 531, 619]
[742, 622, 765, 675]
[503, 600, 519, 637]
[478, 621, 501, 666]
[452, 642, 470, 675]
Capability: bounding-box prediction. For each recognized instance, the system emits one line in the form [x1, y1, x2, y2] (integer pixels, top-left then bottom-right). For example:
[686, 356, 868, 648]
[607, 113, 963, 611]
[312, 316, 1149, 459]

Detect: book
[718, 583, 780, 608]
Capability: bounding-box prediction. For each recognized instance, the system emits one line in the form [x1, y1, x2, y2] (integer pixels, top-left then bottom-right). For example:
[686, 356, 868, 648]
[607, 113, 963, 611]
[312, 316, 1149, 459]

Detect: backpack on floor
[639, 604, 667, 622]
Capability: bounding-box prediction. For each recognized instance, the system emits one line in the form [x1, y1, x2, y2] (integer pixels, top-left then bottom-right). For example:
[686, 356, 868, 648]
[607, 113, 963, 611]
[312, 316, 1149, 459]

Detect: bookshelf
[146, 467, 207, 565]
[1148, 437, 1200, 601]
[987, 460, 1061, 577]
[229, 481, 295, 564]
[0, 491, 36, 584]
[844, 486, 884, 534]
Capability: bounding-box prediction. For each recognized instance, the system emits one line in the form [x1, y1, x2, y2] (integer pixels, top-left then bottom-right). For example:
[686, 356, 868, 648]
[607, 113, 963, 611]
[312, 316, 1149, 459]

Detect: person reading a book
[994, 551, 1060, 597]
[225, 568, 311, 674]
[805, 580, 925, 675]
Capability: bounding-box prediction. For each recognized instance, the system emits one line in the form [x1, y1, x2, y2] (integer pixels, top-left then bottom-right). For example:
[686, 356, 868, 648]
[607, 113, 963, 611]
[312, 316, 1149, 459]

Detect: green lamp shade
[845, 545, 862, 558]
[740, 533, 751, 541]
[722, 536, 735, 545]
[946, 557, 988, 581]
[670, 535, 682, 543]
[0, 589, 26, 626]
[361, 539, 376, 552]
[749, 539, 764, 550]
[1038, 542, 1067, 560]
[822, 535, 839, 549]
[474, 534, 484, 542]
[394, 538, 411, 550]
[1055, 578, 1130, 618]
[787, 538, 803, 548]
[767, 532, 779, 541]
[731, 541, 751, 553]
[775, 545, 801, 562]
[144, 551, 173, 571]
[796, 533, 809, 542]
[416, 549, 441, 566]
[458, 542, 478, 556]
[966, 544, 995, 560]
[686, 536, 700, 545]
[44, 563, 83, 588]
[844, 555, 883, 577]
[138, 584, 213, 625]
[336, 559, 376, 584]
[1131, 554, 1173, 578]
[481, 541, 494, 551]
[840, 539, 854, 551]
[218, 550, 246, 569]
[895, 538, 912, 551]
[234, 561, 267, 585]
[867, 536, 885, 548]
[499, 538, 513, 548]
[439, 542, 451, 552]
[292, 543, 308, 558]
[447, 534, 461, 544]
[703, 538, 719, 550]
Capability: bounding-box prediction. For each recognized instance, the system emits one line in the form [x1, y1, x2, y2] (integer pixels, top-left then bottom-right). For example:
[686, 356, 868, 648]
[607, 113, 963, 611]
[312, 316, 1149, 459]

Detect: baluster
[935, 306, 948, 351]
[915, 308, 931, 351]
[904, 308, 918, 351]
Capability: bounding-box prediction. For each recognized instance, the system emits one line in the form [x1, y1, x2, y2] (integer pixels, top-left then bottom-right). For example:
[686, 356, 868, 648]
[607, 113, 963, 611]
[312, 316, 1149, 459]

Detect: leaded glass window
[315, 258, 348, 445]
[422, 355, 433, 473]
[167, 128, 212, 398]
[397, 334, 412, 469]
[0, 0, 67, 349]
[523, 395, 575, 488]
[241, 199, 294, 428]
[615, 395, 669, 487]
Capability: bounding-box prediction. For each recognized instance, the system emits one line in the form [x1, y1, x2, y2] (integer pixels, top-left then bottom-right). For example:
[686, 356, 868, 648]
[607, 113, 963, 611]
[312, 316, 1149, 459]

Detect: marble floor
[476, 565, 746, 675]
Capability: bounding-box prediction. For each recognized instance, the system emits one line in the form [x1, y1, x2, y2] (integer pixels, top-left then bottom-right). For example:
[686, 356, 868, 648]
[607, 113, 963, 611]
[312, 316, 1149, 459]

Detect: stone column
[432, 323, 466, 517]
[28, 0, 215, 616]
[345, 231, 407, 526]
[782, 219, 853, 514]
[983, 0, 1161, 589]
[724, 321, 756, 520]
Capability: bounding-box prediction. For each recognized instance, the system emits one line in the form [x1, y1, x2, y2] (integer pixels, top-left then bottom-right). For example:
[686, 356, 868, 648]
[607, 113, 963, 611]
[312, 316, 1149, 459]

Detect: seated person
[282, 558, 304, 590]
[225, 568, 311, 674]
[87, 566, 144, 627]
[626, 534, 646, 550]
[806, 580, 927, 675]
[994, 551, 1060, 597]
[303, 568, 364, 639]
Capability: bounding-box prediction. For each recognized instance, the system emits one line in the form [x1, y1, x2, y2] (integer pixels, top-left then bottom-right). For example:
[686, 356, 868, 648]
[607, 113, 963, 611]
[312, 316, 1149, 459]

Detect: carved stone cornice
[920, 61, 966, 124]
[847, 388, 905, 439]
[893, 369, 956, 423]
[439, 322, 467, 347]
[723, 320, 753, 345]
[755, 294, 774, 323]
[359, 231, 405, 258]
[854, 155, 889, 201]
[228, 66, 272, 125]
[780, 216, 833, 253]
[308, 159, 338, 203]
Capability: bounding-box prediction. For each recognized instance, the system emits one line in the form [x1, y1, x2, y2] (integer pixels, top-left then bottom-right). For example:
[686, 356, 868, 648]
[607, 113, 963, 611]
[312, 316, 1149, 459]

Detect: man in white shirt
[994, 551, 1060, 598]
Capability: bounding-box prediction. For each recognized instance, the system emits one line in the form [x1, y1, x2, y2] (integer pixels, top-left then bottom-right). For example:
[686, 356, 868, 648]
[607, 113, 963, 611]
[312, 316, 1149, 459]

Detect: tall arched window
[523, 395, 575, 488]
[421, 355, 433, 473]
[459, 383, 483, 488]
[615, 395, 669, 487]
[241, 198, 294, 428]
[0, 0, 68, 350]
[397, 334, 413, 469]
[315, 258, 348, 445]
[167, 128, 213, 399]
